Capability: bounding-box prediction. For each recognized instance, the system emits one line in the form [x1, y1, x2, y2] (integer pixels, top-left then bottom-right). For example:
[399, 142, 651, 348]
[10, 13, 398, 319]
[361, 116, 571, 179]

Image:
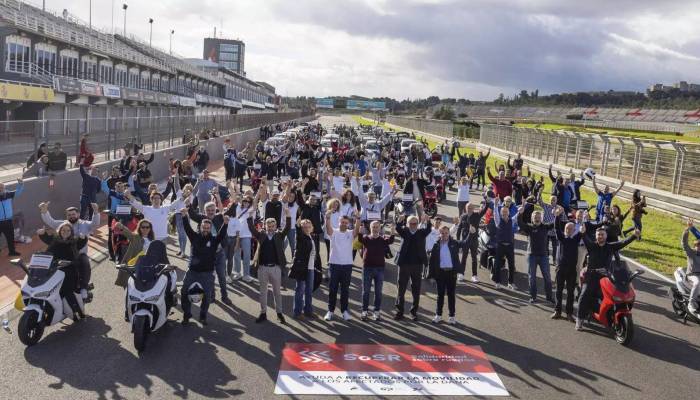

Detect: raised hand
[38, 201, 50, 214]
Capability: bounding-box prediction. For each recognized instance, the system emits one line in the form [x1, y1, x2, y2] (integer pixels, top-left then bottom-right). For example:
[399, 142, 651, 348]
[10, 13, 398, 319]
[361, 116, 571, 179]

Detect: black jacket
[427, 238, 465, 277]
[182, 216, 227, 272]
[395, 220, 431, 266]
[456, 206, 487, 244]
[554, 218, 582, 269]
[403, 178, 428, 199]
[517, 213, 554, 256]
[288, 232, 322, 280]
[583, 234, 636, 272]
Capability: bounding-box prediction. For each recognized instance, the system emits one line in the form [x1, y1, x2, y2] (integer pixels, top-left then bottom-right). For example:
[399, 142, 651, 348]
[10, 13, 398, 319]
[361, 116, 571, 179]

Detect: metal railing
[479, 124, 700, 198]
[386, 116, 454, 137]
[0, 111, 313, 178]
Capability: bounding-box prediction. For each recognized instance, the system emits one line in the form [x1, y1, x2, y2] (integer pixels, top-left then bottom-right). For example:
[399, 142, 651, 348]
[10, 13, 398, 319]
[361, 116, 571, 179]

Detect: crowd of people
[7, 118, 694, 334]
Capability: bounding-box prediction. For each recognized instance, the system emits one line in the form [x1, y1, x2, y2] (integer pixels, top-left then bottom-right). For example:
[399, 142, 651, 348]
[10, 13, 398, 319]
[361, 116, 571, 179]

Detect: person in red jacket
[486, 166, 513, 200]
[78, 134, 94, 167]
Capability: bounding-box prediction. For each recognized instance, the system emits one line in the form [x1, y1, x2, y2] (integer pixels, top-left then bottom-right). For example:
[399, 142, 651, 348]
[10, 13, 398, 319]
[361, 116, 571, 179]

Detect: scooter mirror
[636, 269, 645, 276]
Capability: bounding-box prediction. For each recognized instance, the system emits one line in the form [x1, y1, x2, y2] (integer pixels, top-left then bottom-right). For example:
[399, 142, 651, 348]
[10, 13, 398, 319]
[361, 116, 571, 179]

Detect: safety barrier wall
[385, 116, 454, 138]
[0, 112, 311, 172]
[1, 115, 315, 240]
[479, 124, 700, 217]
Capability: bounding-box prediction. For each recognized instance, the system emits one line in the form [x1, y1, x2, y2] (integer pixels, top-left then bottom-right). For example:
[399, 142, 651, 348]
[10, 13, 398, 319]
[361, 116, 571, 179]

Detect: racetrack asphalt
[0, 116, 698, 400]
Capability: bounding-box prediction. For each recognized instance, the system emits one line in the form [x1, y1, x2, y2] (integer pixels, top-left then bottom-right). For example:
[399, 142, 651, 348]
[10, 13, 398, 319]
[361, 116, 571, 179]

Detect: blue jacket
[101, 180, 130, 214]
[80, 165, 102, 200]
[0, 184, 23, 221]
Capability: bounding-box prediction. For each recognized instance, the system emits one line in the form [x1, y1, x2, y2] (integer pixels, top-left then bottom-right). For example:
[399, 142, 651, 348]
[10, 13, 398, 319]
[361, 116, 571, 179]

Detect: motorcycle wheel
[18, 311, 44, 347]
[614, 315, 634, 346]
[671, 298, 687, 317]
[133, 315, 150, 353]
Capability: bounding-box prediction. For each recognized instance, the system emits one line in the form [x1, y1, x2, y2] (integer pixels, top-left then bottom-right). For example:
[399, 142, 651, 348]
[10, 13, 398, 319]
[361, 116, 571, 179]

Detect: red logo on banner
[280, 343, 496, 373]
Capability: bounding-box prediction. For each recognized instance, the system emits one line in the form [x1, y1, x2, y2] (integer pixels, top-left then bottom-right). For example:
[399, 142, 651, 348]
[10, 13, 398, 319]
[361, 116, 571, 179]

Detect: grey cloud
[271, 0, 700, 95]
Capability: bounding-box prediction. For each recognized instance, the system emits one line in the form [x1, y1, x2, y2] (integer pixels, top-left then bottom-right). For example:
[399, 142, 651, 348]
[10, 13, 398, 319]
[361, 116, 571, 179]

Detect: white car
[400, 139, 418, 153]
[364, 140, 381, 157]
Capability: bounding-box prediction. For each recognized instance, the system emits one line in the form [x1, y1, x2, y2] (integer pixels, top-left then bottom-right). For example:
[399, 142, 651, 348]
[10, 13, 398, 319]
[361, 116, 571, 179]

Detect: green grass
[515, 122, 700, 144]
[351, 115, 683, 275]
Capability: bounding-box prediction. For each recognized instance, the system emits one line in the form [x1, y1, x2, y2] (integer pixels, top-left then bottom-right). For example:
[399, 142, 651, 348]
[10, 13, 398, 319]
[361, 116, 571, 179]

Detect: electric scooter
[580, 267, 645, 346]
[12, 253, 85, 346]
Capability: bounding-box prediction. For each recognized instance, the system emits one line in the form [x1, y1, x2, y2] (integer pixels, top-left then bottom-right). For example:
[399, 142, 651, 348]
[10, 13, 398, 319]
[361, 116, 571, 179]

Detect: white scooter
[670, 267, 700, 324]
[11, 253, 85, 346]
[117, 240, 178, 353]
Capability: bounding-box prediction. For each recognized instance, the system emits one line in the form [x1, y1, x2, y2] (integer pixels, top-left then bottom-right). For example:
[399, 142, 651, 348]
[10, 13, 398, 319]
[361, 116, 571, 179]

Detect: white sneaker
[232, 273, 242, 281]
[242, 275, 253, 283]
[494, 283, 502, 290]
[361, 311, 368, 321]
[508, 283, 517, 290]
[575, 318, 583, 331]
[457, 273, 465, 282]
[324, 311, 333, 321]
[471, 275, 479, 283]
[432, 314, 442, 324]
[373, 311, 381, 321]
[447, 316, 456, 325]
[689, 302, 698, 314]
[342, 311, 352, 321]
[226, 275, 233, 284]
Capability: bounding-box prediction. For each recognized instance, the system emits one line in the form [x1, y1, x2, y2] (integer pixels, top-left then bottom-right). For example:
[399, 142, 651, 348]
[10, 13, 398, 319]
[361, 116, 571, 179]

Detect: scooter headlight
[128, 295, 141, 302]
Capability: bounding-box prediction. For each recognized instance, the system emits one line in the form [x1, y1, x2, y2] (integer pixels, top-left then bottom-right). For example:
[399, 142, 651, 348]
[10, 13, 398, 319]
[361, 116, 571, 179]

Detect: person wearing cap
[259, 183, 284, 227]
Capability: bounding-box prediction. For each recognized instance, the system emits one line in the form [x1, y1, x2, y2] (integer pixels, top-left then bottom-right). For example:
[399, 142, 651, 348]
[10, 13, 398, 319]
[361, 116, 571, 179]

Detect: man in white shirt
[324, 210, 360, 321]
[127, 191, 177, 241]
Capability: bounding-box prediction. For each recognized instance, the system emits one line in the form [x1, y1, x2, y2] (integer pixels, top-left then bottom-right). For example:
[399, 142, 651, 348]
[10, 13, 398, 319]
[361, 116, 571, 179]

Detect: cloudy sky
[41, 0, 700, 100]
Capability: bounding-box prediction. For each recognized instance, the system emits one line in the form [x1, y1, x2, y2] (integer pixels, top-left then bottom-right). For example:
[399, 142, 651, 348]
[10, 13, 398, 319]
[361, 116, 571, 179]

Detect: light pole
[89, 0, 92, 29]
[122, 3, 127, 36]
[148, 18, 154, 47]
[169, 29, 174, 55]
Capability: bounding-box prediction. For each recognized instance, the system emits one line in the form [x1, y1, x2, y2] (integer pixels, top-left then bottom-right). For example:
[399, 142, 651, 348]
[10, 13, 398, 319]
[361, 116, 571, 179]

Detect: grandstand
[0, 0, 279, 129]
[444, 104, 700, 133]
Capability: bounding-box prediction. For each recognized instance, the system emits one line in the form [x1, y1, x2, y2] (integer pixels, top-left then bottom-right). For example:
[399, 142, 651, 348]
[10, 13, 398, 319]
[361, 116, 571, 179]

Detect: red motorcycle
[580, 267, 645, 346]
[423, 185, 438, 217]
[433, 175, 446, 203]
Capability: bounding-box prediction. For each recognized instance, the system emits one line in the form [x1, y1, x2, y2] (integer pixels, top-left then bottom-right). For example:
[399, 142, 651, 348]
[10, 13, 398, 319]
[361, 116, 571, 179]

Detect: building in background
[203, 38, 245, 76]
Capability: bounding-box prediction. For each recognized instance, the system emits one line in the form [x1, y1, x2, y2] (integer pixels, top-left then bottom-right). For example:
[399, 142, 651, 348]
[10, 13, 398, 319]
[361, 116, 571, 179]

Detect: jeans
[175, 213, 187, 254]
[286, 229, 297, 258]
[328, 264, 353, 312]
[362, 267, 384, 311]
[234, 237, 252, 277]
[528, 255, 553, 300]
[223, 235, 236, 276]
[294, 269, 315, 316]
[181, 270, 215, 319]
[79, 194, 95, 220]
[214, 249, 229, 301]
[435, 268, 457, 317]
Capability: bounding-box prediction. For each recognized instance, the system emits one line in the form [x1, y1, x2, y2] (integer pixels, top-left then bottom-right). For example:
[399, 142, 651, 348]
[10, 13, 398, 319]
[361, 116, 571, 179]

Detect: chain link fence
[0, 111, 312, 173]
[480, 124, 700, 198]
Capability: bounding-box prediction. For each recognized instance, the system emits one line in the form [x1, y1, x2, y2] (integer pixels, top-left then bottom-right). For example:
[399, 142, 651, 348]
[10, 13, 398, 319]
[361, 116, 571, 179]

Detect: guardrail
[479, 124, 700, 216]
[386, 116, 454, 138]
